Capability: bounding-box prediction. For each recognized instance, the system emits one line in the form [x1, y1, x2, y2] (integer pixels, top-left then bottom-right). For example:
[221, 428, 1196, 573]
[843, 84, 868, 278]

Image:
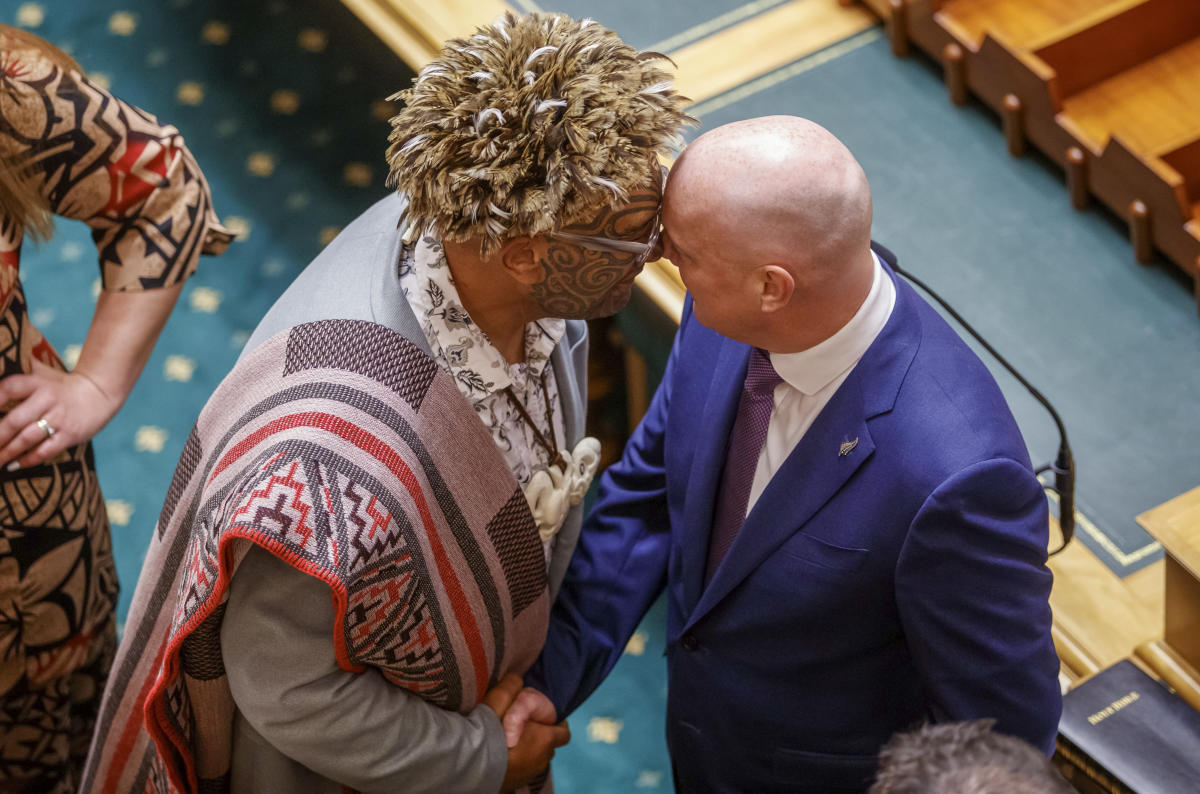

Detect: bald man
[512, 116, 1061, 792]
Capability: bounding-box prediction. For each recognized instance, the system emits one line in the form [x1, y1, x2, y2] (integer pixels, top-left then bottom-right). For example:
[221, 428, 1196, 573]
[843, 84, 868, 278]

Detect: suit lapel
[682, 259, 920, 630]
[679, 338, 750, 617]
[685, 375, 875, 631]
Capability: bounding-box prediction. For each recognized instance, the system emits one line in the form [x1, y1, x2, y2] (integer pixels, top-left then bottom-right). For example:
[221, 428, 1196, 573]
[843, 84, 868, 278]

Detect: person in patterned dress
[0, 26, 230, 793]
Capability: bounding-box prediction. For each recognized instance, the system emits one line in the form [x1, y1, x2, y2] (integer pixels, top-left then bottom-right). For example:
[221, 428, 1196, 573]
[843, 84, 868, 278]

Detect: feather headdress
[386, 12, 694, 256]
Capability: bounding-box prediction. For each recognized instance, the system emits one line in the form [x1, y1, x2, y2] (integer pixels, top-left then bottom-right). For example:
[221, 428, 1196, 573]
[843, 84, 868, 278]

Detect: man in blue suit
[507, 116, 1061, 792]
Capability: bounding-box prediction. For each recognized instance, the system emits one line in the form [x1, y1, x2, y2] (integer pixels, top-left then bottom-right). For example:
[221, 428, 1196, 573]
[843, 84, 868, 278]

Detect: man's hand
[502, 687, 558, 748]
[480, 678, 569, 792]
[482, 674, 525, 719]
[501, 718, 569, 792]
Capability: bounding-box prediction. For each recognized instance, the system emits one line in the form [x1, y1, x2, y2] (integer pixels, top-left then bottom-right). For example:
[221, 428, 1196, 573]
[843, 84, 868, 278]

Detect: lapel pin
[839, 438, 859, 457]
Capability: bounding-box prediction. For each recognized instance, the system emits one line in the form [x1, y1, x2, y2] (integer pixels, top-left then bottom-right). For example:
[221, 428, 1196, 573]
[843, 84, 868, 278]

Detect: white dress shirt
[746, 253, 896, 512]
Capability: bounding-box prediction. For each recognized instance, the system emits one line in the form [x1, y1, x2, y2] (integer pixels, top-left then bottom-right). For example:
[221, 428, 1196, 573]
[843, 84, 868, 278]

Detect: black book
[1057, 659, 1200, 793]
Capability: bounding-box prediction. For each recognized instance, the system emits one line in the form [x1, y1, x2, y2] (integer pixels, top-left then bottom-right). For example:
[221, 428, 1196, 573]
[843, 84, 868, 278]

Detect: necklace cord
[503, 370, 565, 469]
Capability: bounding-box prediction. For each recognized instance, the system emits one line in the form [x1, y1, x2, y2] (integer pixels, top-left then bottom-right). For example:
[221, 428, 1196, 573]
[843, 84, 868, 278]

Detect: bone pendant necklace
[504, 375, 600, 542]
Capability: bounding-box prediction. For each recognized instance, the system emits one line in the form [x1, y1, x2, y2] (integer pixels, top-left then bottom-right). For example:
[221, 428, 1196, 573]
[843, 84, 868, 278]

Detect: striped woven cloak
[80, 319, 549, 793]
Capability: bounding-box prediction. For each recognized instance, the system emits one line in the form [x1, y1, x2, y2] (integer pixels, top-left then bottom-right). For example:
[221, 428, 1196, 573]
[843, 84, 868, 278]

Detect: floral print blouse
[399, 230, 568, 495]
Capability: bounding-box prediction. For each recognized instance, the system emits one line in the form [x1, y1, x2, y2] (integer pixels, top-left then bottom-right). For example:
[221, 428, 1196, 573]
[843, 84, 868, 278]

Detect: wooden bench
[851, 0, 1200, 313]
[1137, 486, 1200, 711]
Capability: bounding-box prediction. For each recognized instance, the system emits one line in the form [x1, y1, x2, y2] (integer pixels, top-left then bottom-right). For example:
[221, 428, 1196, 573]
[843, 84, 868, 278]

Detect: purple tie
[706, 348, 782, 583]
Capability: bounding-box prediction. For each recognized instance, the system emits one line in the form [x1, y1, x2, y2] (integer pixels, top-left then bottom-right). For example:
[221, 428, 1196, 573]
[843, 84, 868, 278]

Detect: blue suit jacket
[528, 246, 1061, 792]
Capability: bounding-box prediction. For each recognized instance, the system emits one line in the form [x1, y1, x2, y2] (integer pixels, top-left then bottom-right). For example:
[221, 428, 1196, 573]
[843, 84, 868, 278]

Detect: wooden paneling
[1033, 0, 1200, 98]
[1139, 485, 1200, 671]
[935, 0, 1121, 50]
[1161, 135, 1200, 220]
[1062, 38, 1200, 156]
[1165, 556, 1200, 668]
[391, 0, 510, 45]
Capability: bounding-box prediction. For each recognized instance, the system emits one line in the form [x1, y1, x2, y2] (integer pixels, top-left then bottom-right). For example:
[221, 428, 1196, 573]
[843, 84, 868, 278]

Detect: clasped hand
[483, 675, 568, 793]
[0, 360, 121, 469]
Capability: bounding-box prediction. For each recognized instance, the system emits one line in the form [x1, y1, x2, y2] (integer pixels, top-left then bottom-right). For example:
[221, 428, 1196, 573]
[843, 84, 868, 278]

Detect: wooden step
[935, 0, 1125, 51]
[1061, 37, 1200, 155]
[1048, 513, 1164, 673]
[1160, 134, 1200, 222]
[1031, 0, 1200, 101]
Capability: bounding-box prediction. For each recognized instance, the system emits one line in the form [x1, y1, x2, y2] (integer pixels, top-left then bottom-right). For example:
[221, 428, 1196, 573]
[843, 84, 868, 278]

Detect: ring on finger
[36, 418, 55, 438]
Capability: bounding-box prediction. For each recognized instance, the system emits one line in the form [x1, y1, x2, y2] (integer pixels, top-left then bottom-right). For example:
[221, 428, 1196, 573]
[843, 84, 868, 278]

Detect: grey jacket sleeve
[221, 545, 508, 794]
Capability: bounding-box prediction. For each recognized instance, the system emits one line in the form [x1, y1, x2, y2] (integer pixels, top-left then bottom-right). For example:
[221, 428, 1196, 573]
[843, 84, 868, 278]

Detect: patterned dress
[0, 36, 229, 792]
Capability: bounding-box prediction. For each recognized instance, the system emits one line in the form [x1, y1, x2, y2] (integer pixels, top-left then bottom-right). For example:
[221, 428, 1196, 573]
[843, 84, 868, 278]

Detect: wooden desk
[1135, 486, 1200, 711]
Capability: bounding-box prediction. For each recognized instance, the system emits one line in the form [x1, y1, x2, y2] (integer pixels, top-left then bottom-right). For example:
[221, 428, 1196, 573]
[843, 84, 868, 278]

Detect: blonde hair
[0, 26, 83, 241]
[387, 12, 693, 256]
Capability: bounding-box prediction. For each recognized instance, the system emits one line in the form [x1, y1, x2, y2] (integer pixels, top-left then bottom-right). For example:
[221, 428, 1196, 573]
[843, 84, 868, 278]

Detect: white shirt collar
[769, 253, 895, 396]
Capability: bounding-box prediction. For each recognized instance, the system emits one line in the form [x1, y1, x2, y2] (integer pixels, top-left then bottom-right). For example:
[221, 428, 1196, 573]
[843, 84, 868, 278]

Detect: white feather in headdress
[386, 11, 694, 256]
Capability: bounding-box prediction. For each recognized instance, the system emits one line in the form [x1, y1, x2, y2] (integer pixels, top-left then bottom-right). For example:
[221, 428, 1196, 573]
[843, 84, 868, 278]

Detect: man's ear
[759, 264, 794, 312]
[497, 236, 547, 285]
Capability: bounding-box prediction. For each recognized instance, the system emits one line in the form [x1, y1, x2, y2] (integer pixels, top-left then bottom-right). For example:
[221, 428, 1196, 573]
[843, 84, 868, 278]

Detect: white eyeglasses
[548, 166, 667, 267]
